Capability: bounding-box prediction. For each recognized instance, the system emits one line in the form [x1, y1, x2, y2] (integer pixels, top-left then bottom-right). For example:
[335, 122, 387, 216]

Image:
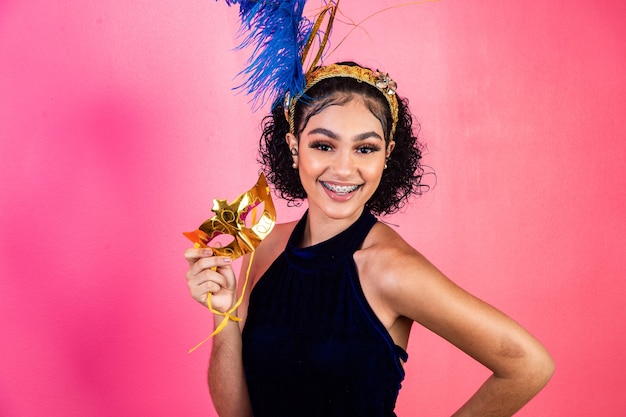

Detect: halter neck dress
[242, 208, 408, 417]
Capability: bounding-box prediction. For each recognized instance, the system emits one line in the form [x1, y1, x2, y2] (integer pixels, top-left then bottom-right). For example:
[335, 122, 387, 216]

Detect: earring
[290, 148, 298, 169]
[385, 142, 394, 170]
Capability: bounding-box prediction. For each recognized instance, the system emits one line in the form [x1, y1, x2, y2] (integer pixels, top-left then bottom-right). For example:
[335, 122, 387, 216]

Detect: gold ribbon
[301, 0, 340, 72]
[188, 250, 255, 353]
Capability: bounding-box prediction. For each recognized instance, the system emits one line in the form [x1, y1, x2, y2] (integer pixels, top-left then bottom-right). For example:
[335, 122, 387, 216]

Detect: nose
[331, 149, 355, 176]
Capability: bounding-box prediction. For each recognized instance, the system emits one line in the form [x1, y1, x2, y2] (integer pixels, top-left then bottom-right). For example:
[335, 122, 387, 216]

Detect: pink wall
[1, 1, 624, 416]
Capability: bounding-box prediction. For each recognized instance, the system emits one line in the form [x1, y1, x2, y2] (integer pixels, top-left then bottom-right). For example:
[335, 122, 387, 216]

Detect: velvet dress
[242, 208, 408, 417]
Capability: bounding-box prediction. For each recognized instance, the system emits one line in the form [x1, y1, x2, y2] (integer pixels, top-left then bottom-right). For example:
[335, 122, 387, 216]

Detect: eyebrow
[308, 127, 383, 142]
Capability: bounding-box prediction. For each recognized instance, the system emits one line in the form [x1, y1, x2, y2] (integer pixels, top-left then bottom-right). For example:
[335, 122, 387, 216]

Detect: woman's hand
[184, 247, 237, 313]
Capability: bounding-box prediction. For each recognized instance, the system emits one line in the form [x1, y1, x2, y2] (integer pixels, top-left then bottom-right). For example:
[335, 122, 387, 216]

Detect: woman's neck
[300, 206, 365, 247]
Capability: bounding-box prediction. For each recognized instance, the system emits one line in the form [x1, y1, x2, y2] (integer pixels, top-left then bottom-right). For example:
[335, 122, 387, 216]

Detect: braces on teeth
[324, 183, 359, 193]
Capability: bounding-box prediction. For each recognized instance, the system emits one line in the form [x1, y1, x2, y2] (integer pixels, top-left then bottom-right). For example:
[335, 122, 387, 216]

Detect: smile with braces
[322, 182, 361, 194]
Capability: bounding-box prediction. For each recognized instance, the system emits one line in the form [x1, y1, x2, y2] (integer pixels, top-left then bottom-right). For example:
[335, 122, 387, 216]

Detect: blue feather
[217, 0, 313, 109]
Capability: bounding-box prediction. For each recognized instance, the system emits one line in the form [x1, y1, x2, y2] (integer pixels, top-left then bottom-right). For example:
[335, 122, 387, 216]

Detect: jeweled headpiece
[286, 63, 399, 140]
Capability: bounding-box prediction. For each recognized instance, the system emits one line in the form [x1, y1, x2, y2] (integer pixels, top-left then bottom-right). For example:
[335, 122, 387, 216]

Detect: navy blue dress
[242, 209, 408, 417]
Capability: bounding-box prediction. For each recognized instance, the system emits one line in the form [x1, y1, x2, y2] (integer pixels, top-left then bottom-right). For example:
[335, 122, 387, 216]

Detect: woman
[185, 62, 554, 417]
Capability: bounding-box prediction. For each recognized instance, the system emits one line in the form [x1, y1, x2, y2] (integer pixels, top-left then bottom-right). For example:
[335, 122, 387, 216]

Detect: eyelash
[308, 140, 382, 154]
[309, 140, 333, 152]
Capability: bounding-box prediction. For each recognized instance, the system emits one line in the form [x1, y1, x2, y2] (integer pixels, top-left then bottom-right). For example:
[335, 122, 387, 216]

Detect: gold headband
[287, 63, 400, 141]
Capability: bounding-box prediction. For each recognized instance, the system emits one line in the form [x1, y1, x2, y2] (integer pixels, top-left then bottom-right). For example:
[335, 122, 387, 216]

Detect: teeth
[322, 182, 360, 194]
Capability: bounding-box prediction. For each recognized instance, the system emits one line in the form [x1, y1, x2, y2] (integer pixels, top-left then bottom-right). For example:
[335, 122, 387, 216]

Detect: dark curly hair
[258, 62, 429, 215]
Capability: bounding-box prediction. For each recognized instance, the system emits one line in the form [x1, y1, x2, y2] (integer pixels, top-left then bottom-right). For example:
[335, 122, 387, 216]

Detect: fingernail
[203, 248, 213, 256]
[222, 257, 232, 263]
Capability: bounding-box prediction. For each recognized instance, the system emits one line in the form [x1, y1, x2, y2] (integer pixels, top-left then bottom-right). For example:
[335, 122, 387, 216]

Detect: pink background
[1, 1, 625, 416]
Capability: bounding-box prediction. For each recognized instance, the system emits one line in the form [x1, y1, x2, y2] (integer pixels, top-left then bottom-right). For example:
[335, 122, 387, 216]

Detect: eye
[356, 144, 382, 154]
[309, 140, 333, 152]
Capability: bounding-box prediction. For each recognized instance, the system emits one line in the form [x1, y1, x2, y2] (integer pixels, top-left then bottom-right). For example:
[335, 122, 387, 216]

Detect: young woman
[185, 62, 554, 417]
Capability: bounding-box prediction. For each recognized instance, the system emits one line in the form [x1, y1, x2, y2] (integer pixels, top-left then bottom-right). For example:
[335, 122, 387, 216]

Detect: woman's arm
[208, 319, 253, 417]
[376, 241, 554, 416]
[185, 248, 253, 417]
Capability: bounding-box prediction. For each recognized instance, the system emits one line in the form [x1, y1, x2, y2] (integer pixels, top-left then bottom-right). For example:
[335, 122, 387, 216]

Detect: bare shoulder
[358, 221, 553, 384]
[249, 220, 298, 283]
[356, 221, 435, 288]
[353, 221, 440, 347]
[257, 221, 297, 256]
[355, 220, 468, 328]
[237, 220, 297, 325]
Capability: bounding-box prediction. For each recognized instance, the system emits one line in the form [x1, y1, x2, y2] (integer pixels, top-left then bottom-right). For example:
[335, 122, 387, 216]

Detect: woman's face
[287, 97, 393, 223]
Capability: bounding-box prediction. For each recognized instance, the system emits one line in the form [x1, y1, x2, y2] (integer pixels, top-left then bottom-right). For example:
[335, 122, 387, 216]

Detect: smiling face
[286, 97, 394, 227]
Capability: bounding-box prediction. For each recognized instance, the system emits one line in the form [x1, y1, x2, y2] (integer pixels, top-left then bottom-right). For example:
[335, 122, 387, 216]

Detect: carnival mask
[183, 173, 276, 259]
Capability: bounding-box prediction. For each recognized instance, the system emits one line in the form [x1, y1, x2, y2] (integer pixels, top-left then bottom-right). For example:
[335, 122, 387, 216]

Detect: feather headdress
[220, 0, 339, 109]
[219, 0, 402, 139]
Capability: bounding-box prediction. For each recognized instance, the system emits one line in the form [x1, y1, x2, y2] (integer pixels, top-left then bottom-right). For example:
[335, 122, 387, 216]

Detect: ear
[386, 140, 396, 158]
[285, 132, 298, 149]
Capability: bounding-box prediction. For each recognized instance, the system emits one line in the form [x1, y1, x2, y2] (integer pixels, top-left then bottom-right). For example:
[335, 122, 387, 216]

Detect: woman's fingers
[184, 247, 213, 267]
[185, 248, 232, 277]
[184, 247, 237, 310]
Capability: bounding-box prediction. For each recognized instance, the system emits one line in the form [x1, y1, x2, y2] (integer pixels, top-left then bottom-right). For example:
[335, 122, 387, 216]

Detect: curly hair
[258, 62, 429, 216]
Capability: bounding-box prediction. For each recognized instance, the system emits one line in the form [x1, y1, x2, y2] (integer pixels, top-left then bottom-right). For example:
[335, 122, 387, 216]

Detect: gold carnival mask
[184, 173, 276, 352]
[183, 173, 276, 259]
